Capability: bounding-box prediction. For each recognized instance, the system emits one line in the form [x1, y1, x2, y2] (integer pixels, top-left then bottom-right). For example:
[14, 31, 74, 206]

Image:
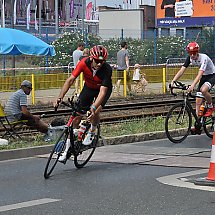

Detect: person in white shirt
[72, 42, 84, 95]
[171, 41, 215, 133]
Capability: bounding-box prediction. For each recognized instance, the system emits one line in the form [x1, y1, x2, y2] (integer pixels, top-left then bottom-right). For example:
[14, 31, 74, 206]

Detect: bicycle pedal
[58, 159, 67, 164]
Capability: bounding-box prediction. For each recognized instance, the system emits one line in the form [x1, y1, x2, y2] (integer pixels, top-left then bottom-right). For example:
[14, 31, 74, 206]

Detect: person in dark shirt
[54, 45, 112, 162]
[161, 0, 176, 17]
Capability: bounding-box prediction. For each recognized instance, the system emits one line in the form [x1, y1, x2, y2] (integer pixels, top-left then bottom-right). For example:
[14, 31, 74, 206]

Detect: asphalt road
[0, 135, 215, 215]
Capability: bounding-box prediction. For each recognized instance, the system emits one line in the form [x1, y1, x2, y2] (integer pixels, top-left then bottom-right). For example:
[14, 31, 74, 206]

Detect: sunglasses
[93, 58, 105, 64]
[189, 51, 198, 55]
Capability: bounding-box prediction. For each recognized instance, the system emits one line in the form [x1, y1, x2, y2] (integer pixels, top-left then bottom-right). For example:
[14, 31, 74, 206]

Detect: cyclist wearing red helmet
[171, 41, 215, 133]
[55, 45, 112, 162]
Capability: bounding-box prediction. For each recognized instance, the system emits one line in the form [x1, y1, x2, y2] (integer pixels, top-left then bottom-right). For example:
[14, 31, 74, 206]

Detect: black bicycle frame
[184, 96, 201, 126]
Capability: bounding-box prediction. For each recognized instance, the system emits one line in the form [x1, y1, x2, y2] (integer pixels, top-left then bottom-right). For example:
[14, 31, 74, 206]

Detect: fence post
[80, 72, 83, 91]
[123, 70, 127, 97]
[45, 28, 49, 74]
[154, 28, 157, 65]
[31, 74, 35, 105]
[121, 29, 124, 40]
[162, 68, 166, 94]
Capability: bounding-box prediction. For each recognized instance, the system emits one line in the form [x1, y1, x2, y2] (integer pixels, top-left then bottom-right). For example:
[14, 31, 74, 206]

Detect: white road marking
[0, 157, 35, 163]
[0, 198, 61, 212]
[157, 169, 215, 192]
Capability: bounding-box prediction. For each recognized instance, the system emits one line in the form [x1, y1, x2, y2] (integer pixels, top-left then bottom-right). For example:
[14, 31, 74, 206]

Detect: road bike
[165, 81, 215, 143]
[44, 98, 100, 179]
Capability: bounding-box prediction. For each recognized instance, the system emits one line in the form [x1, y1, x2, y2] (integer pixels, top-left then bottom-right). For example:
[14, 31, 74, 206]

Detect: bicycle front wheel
[203, 114, 215, 139]
[44, 129, 69, 179]
[165, 103, 192, 143]
[74, 124, 100, 168]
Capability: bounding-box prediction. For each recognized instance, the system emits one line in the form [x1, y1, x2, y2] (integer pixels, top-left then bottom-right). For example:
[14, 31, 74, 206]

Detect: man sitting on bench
[4, 80, 48, 134]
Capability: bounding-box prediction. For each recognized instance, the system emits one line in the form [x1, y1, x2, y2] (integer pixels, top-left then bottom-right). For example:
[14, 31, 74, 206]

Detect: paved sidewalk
[0, 131, 166, 161]
[0, 133, 212, 170]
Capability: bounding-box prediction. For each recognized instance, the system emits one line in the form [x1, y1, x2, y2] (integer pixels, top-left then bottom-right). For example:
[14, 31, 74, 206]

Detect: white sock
[90, 124, 97, 132]
[207, 103, 213, 108]
[65, 139, 71, 152]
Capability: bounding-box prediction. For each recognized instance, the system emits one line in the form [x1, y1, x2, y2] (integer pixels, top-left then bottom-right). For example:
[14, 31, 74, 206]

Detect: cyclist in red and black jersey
[54, 45, 112, 162]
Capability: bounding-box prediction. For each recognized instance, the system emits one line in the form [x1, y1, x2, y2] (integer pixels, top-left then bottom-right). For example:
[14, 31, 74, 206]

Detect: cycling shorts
[197, 74, 215, 92]
[77, 84, 112, 111]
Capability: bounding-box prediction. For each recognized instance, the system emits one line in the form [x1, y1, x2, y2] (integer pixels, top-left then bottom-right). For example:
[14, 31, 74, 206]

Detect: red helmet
[90, 45, 108, 61]
[186, 42, 200, 54]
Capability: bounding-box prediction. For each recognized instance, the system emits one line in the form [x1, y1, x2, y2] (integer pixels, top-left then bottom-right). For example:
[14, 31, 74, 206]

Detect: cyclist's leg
[201, 74, 215, 116]
[196, 97, 203, 115]
[58, 138, 71, 162]
[202, 75, 215, 100]
[82, 87, 112, 145]
[196, 77, 207, 114]
[76, 85, 97, 145]
[192, 83, 204, 134]
[90, 87, 112, 127]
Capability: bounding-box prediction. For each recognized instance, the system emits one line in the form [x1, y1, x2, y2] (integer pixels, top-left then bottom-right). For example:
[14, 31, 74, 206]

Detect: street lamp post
[82, 0, 84, 40]
[1, 0, 5, 27]
[55, 0, 59, 36]
[11, 0, 16, 77]
[39, 0, 42, 37]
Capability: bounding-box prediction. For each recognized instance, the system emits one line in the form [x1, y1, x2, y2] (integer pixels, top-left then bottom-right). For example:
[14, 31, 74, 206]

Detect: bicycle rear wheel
[44, 128, 69, 179]
[165, 103, 192, 143]
[203, 114, 215, 139]
[74, 124, 100, 168]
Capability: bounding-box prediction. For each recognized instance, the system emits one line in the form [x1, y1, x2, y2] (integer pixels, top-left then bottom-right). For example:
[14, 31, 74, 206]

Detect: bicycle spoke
[44, 129, 68, 179]
[203, 114, 215, 139]
[74, 125, 99, 168]
[165, 104, 192, 143]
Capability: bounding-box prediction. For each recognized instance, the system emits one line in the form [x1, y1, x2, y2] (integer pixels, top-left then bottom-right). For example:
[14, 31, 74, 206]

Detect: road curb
[0, 131, 166, 161]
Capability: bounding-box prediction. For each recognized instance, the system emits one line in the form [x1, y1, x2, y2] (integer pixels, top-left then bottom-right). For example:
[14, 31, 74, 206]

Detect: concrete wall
[99, 9, 143, 39]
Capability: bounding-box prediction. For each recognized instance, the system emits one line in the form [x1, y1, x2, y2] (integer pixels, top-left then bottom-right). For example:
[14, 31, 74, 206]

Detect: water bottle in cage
[78, 120, 87, 141]
[55, 140, 65, 153]
[198, 104, 205, 116]
[73, 128, 79, 141]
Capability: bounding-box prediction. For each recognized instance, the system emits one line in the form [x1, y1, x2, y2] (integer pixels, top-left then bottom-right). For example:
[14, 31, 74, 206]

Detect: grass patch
[0, 135, 53, 150]
[0, 116, 166, 150]
[101, 116, 165, 137]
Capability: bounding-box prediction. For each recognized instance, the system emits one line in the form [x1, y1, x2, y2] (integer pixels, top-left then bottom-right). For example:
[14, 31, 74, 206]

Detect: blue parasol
[0, 28, 56, 56]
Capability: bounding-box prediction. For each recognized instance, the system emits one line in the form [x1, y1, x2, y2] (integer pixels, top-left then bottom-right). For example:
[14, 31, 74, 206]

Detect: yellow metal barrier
[0, 64, 200, 105]
[123, 70, 127, 97]
[80, 72, 83, 91]
[162, 68, 166, 94]
[31, 74, 35, 105]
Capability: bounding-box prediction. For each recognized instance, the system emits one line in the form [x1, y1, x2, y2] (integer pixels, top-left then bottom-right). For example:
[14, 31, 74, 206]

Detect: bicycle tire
[74, 124, 100, 168]
[203, 115, 215, 139]
[44, 128, 69, 179]
[165, 103, 192, 143]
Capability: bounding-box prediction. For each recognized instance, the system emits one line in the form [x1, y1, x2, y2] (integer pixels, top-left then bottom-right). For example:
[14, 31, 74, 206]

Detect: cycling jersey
[183, 53, 215, 75]
[72, 57, 112, 90]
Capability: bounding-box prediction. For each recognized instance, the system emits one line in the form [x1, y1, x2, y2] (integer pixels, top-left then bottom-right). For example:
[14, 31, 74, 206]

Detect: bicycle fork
[176, 102, 188, 125]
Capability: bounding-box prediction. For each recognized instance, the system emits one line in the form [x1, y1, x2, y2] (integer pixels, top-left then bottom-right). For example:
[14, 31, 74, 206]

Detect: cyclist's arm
[172, 66, 186, 83]
[92, 86, 108, 110]
[58, 75, 76, 100]
[57, 60, 86, 101]
[171, 57, 190, 85]
[188, 70, 204, 92]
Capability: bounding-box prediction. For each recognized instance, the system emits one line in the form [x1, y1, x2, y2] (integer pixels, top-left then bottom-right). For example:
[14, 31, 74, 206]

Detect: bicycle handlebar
[169, 81, 196, 98]
[55, 97, 87, 116]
